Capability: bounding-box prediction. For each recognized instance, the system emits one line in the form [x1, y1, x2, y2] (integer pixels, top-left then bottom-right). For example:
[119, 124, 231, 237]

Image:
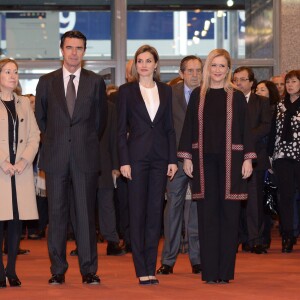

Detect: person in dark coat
[233, 67, 272, 254]
[178, 49, 256, 284]
[35, 30, 107, 285]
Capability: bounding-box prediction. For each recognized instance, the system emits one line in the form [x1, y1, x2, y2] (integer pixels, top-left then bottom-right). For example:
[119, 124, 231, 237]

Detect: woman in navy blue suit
[118, 45, 178, 285]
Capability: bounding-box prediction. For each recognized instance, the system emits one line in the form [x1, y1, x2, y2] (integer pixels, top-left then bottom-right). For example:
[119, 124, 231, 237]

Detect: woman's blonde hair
[201, 48, 234, 96]
[131, 44, 160, 82]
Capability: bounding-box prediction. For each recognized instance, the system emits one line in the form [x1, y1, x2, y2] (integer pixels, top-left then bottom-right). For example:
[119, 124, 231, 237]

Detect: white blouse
[139, 82, 160, 122]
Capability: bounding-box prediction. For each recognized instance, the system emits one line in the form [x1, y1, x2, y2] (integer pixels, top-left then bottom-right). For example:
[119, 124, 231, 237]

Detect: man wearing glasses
[233, 66, 272, 254]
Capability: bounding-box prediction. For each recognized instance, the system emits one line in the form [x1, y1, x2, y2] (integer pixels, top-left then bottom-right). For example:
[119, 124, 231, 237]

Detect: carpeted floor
[1, 228, 299, 300]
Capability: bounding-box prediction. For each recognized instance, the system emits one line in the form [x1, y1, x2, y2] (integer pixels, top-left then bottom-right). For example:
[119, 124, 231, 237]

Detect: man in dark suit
[157, 56, 202, 275]
[96, 100, 125, 256]
[35, 30, 107, 284]
[112, 60, 135, 253]
[233, 66, 272, 254]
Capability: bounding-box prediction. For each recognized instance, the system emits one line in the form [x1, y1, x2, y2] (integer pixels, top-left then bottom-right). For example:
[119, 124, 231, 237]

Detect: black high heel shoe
[0, 279, 6, 288]
[6, 276, 21, 287]
[138, 277, 151, 285]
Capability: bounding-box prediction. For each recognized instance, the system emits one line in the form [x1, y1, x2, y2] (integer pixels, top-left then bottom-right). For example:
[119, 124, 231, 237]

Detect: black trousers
[97, 188, 119, 243]
[0, 220, 22, 280]
[239, 170, 265, 246]
[116, 176, 130, 245]
[27, 196, 48, 235]
[128, 159, 168, 277]
[274, 158, 300, 238]
[46, 157, 98, 276]
[197, 154, 241, 281]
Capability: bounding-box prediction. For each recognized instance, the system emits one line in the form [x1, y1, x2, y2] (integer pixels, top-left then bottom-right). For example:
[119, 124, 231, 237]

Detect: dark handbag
[263, 171, 279, 216]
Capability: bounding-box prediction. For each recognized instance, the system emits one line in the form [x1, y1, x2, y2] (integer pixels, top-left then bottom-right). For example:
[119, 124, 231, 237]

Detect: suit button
[70, 124, 72, 127]
[69, 139, 71, 142]
[151, 125, 154, 128]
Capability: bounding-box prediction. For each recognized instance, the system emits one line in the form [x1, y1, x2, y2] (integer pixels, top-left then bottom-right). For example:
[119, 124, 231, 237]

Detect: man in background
[157, 55, 202, 275]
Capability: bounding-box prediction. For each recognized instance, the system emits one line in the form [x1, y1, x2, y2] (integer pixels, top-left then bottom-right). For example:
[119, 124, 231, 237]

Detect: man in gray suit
[35, 30, 107, 285]
[157, 56, 202, 275]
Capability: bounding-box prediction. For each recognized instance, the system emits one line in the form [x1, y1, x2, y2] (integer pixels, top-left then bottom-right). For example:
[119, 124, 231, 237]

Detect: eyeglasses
[210, 64, 228, 70]
[232, 78, 250, 83]
[184, 69, 202, 75]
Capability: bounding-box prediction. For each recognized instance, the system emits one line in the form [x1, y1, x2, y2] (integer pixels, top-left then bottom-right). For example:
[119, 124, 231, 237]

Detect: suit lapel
[133, 82, 153, 123]
[53, 69, 70, 118]
[175, 82, 187, 112]
[73, 68, 89, 119]
[153, 81, 165, 123]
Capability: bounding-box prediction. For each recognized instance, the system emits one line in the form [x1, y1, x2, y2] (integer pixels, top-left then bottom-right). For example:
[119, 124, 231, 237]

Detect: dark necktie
[66, 74, 76, 117]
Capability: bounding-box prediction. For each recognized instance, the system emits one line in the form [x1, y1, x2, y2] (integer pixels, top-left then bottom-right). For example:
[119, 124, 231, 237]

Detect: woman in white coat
[0, 58, 40, 288]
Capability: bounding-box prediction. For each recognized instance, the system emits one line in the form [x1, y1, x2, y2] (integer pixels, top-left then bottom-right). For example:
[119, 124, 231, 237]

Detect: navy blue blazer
[117, 81, 177, 166]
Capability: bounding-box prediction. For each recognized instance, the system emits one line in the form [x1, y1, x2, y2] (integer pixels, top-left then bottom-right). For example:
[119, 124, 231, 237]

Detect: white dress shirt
[63, 66, 81, 96]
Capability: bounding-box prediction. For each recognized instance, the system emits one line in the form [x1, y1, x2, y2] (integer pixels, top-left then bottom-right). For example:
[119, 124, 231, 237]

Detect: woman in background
[255, 79, 281, 250]
[256, 80, 280, 109]
[0, 58, 40, 288]
[268, 70, 300, 253]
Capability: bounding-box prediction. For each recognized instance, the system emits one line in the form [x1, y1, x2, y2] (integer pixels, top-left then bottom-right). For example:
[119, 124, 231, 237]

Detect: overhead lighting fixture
[193, 36, 200, 44]
[217, 10, 224, 18]
[201, 30, 207, 37]
[227, 0, 234, 7]
[204, 20, 210, 31]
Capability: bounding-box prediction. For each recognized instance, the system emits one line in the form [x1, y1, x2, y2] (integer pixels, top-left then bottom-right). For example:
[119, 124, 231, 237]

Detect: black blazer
[35, 68, 108, 173]
[247, 93, 272, 170]
[98, 101, 119, 188]
[117, 81, 177, 166]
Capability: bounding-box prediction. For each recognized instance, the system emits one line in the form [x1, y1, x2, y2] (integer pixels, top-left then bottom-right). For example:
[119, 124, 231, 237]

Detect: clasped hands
[1, 158, 28, 177]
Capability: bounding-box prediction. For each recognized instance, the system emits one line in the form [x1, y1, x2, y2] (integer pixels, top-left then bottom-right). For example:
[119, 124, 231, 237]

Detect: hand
[120, 165, 132, 180]
[167, 164, 178, 181]
[183, 159, 193, 178]
[112, 169, 121, 178]
[0, 160, 15, 176]
[242, 159, 253, 179]
[13, 158, 28, 175]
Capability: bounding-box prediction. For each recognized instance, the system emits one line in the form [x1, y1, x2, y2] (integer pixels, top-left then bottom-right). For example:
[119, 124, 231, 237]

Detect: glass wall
[126, 10, 247, 59]
[0, 11, 112, 59]
[0, 0, 278, 93]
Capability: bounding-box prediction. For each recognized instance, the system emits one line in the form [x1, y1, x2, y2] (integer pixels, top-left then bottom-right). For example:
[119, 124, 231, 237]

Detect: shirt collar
[245, 91, 251, 102]
[184, 83, 192, 95]
[63, 66, 81, 80]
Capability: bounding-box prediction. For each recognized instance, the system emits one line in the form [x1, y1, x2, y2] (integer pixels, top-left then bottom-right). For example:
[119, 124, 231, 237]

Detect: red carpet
[1, 229, 299, 300]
